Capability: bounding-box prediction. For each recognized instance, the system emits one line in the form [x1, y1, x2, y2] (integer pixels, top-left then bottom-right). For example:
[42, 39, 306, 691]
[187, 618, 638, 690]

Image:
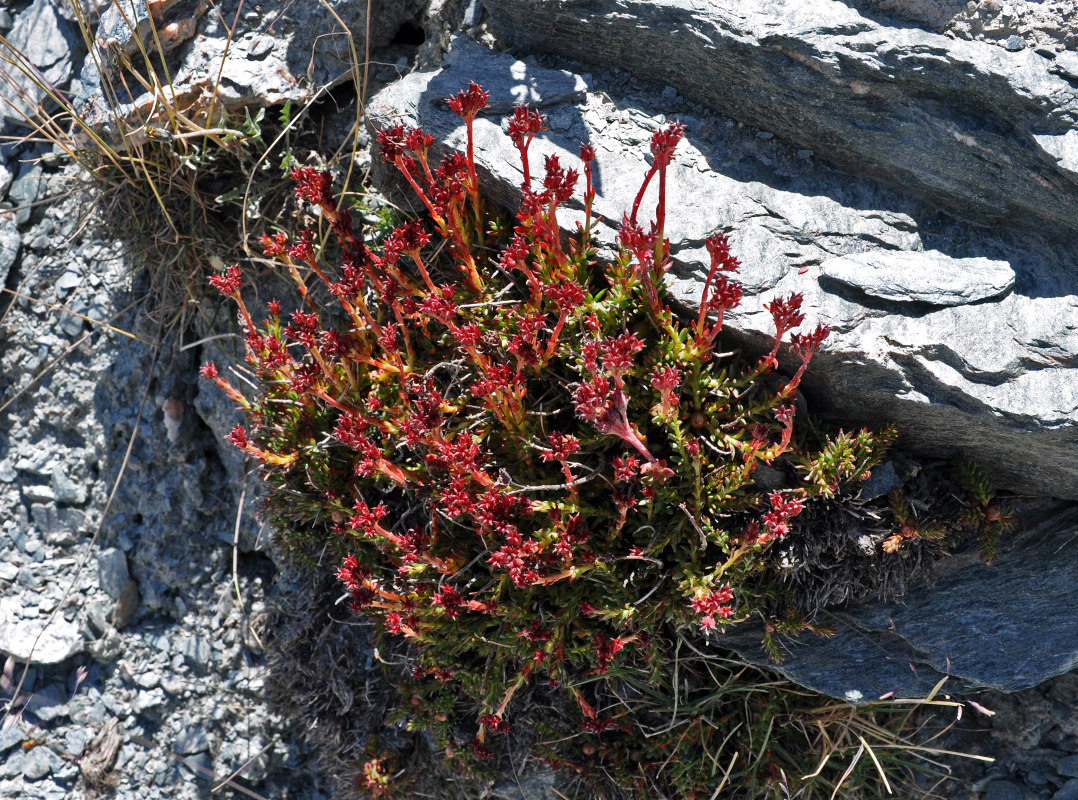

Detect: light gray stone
[174, 725, 209, 755]
[0, 598, 82, 665]
[0, 0, 80, 126]
[482, 0, 1078, 238]
[51, 466, 85, 505]
[96, 548, 129, 600]
[21, 744, 63, 780]
[818, 251, 1014, 306]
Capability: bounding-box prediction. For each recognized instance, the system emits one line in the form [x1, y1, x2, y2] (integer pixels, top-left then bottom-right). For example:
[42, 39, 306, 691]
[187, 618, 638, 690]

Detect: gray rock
[132, 687, 166, 713]
[174, 725, 209, 755]
[0, 748, 26, 779]
[858, 460, 902, 501]
[482, 0, 1078, 239]
[1056, 780, 1078, 800]
[367, 35, 1078, 500]
[0, 597, 82, 665]
[51, 466, 85, 505]
[0, 726, 22, 755]
[73, 0, 425, 147]
[719, 500, 1078, 700]
[1006, 35, 1026, 52]
[0, 0, 80, 126]
[20, 742, 63, 780]
[1060, 756, 1078, 779]
[985, 781, 1026, 800]
[54, 269, 82, 300]
[0, 212, 17, 289]
[23, 485, 55, 503]
[818, 251, 1015, 306]
[9, 163, 45, 225]
[96, 548, 129, 600]
[180, 634, 212, 670]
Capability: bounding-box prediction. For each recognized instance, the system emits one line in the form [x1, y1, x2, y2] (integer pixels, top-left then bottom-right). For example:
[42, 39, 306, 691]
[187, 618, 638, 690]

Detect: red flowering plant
[203, 82, 895, 793]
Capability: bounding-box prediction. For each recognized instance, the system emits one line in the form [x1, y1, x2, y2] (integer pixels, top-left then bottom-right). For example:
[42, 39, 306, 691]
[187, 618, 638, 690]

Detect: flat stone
[0, 726, 22, 754]
[482, 0, 1078, 239]
[23, 485, 55, 503]
[1055, 780, 1078, 800]
[96, 548, 129, 600]
[21, 742, 63, 780]
[720, 500, 1078, 700]
[174, 726, 209, 755]
[818, 251, 1015, 306]
[51, 466, 85, 505]
[1059, 755, 1078, 778]
[180, 635, 212, 670]
[0, 0, 79, 126]
[54, 269, 82, 299]
[0, 597, 83, 665]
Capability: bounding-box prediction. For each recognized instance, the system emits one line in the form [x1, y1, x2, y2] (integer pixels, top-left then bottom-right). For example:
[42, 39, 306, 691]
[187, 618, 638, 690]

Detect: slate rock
[180, 634, 212, 670]
[366, 35, 1078, 500]
[20, 742, 63, 780]
[1056, 780, 1078, 800]
[0, 726, 22, 755]
[96, 548, 129, 600]
[985, 781, 1026, 800]
[0, 597, 82, 665]
[818, 251, 1015, 306]
[482, 0, 1078, 239]
[175, 725, 209, 755]
[718, 499, 1078, 700]
[1059, 755, 1078, 779]
[0, 212, 15, 289]
[0, 0, 81, 125]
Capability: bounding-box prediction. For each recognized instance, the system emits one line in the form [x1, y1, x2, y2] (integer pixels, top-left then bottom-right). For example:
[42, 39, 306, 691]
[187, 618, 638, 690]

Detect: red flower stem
[408, 250, 438, 293]
[395, 156, 445, 232]
[543, 310, 571, 363]
[630, 164, 657, 225]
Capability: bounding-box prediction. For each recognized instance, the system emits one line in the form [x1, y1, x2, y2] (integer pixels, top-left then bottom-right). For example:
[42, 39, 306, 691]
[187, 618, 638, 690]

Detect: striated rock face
[367, 32, 1078, 500]
[481, 0, 1078, 239]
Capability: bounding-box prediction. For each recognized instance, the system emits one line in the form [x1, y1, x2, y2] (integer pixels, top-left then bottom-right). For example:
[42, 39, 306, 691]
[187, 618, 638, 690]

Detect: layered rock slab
[367, 35, 1078, 499]
[482, 0, 1078, 239]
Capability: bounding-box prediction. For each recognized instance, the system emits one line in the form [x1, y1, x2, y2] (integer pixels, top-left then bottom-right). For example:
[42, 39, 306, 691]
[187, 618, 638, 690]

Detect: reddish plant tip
[290, 166, 334, 207]
[447, 81, 490, 120]
[704, 233, 740, 272]
[580, 142, 596, 162]
[226, 424, 248, 449]
[208, 265, 243, 296]
[479, 713, 510, 734]
[199, 362, 218, 379]
[259, 231, 288, 257]
[507, 104, 546, 145]
[765, 292, 806, 335]
[790, 322, 830, 361]
[650, 121, 687, 169]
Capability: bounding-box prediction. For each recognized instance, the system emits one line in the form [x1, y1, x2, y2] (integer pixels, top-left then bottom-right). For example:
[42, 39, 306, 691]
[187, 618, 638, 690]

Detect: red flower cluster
[690, 584, 734, 631]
